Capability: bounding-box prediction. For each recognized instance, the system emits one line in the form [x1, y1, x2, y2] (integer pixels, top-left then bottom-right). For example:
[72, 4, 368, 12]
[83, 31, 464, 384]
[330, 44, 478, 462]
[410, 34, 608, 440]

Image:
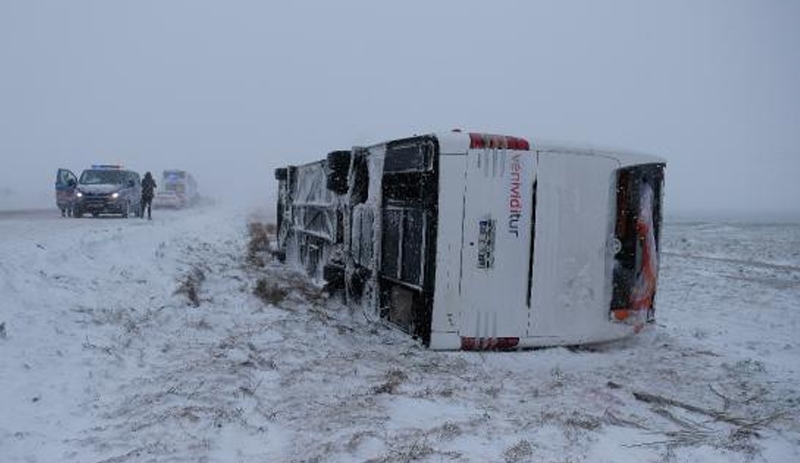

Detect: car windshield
[79, 170, 126, 185]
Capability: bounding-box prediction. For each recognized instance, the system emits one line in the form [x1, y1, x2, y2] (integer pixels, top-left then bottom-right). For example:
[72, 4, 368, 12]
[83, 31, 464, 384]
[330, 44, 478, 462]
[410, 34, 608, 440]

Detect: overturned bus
[274, 131, 665, 350]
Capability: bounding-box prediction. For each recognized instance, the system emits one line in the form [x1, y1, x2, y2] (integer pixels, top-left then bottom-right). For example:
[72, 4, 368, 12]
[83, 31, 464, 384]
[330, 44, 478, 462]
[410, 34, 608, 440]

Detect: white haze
[0, 0, 798, 218]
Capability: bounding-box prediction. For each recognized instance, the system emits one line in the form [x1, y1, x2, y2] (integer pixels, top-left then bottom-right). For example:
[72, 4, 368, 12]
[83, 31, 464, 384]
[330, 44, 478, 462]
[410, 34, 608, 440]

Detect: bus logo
[508, 153, 523, 237]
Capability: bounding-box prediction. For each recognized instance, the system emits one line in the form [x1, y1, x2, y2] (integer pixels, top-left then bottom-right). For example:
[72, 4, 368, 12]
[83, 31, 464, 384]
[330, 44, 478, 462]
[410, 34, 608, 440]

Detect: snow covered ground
[1, 207, 798, 462]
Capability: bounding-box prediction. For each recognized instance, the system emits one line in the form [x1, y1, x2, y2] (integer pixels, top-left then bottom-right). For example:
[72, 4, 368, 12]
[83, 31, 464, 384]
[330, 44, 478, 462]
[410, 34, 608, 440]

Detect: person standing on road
[141, 172, 157, 220]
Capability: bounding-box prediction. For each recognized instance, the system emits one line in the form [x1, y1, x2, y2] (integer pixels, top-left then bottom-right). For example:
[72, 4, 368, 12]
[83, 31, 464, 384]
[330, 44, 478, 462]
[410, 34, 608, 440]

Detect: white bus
[275, 131, 665, 350]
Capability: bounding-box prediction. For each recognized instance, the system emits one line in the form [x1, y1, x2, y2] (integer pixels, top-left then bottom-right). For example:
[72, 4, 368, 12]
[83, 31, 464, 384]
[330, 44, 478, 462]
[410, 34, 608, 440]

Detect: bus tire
[326, 150, 350, 194]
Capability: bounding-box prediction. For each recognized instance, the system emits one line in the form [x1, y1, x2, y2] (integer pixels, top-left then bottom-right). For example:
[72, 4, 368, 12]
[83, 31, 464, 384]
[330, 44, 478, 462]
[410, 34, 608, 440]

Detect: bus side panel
[528, 152, 620, 341]
[430, 154, 467, 337]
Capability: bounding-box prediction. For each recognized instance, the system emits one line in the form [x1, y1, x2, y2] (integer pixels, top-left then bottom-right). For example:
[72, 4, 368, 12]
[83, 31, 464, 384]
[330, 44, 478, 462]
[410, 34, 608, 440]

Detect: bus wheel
[326, 150, 350, 194]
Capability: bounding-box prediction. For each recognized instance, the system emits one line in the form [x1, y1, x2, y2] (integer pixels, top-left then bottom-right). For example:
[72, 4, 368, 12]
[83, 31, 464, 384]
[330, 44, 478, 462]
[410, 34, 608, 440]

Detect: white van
[275, 131, 665, 350]
[153, 170, 199, 208]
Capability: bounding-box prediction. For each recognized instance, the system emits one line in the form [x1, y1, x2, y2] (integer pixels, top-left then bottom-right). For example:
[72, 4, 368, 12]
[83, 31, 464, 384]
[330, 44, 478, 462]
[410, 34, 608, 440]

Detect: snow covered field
[1, 207, 798, 462]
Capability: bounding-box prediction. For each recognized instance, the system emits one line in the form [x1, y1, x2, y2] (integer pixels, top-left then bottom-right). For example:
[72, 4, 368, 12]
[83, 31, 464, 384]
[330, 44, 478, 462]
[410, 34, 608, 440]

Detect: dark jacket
[142, 173, 157, 200]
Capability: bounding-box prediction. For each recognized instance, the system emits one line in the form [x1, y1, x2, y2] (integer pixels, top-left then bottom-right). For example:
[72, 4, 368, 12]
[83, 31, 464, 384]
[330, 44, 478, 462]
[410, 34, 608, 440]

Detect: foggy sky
[1, 0, 798, 217]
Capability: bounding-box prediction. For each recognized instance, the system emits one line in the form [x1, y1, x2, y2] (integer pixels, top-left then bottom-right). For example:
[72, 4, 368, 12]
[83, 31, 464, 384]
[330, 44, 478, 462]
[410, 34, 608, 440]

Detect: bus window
[381, 208, 402, 279]
[351, 205, 374, 268]
[401, 208, 424, 285]
[381, 207, 425, 287]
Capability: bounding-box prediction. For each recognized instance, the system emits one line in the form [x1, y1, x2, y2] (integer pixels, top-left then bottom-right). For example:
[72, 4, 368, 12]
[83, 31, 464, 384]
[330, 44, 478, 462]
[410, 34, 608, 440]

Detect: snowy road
[1, 208, 799, 462]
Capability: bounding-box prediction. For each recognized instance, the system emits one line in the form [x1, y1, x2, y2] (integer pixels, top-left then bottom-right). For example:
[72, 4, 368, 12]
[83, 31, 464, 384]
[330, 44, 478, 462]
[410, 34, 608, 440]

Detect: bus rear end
[430, 141, 665, 350]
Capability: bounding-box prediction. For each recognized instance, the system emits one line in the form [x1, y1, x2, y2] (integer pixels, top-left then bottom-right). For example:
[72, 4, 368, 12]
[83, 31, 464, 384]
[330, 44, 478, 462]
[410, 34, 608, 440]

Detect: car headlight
[76, 191, 83, 198]
[111, 192, 119, 199]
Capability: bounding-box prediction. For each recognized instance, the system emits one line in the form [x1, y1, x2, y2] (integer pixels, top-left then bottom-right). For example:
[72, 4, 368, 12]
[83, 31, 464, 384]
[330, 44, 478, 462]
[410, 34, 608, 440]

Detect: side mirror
[67, 179, 76, 187]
